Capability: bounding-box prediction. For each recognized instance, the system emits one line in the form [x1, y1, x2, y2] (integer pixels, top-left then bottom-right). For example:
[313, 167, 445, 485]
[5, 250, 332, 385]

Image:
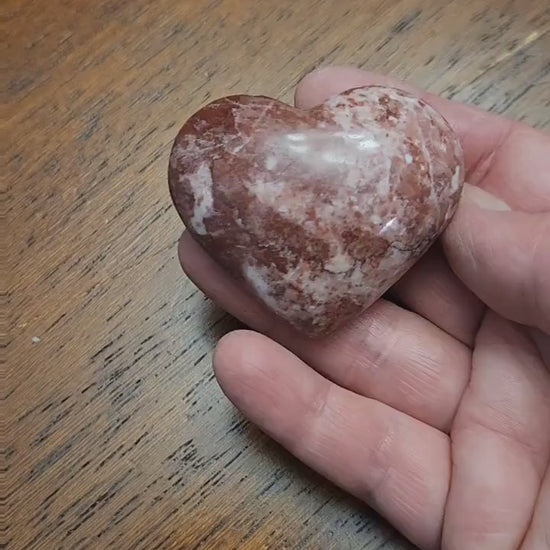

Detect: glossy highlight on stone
[169, 86, 464, 336]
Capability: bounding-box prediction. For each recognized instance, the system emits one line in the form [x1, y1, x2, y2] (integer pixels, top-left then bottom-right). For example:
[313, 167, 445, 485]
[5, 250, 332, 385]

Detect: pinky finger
[214, 330, 451, 550]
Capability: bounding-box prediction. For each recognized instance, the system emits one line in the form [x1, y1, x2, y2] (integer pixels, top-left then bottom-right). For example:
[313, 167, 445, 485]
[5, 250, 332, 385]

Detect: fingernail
[461, 182, 510, 211]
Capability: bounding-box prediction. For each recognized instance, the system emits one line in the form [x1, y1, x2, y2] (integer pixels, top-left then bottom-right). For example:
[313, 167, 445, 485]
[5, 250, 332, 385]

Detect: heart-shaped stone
[169, 86, 464, 336]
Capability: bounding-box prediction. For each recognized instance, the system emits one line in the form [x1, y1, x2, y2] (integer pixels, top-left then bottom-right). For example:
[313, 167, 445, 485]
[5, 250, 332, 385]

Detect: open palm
[178, 67, 550, 549]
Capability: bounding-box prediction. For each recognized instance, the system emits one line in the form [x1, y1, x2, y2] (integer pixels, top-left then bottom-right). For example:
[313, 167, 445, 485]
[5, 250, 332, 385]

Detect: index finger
[295, 66, 550, 212]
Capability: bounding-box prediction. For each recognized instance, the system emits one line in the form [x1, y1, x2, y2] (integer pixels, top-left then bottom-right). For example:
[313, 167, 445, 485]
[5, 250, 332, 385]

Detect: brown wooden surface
[4, 1, 549, 548]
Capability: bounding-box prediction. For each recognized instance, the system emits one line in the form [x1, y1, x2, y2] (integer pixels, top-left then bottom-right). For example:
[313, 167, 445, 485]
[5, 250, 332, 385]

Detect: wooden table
[5, 1, 549, 548]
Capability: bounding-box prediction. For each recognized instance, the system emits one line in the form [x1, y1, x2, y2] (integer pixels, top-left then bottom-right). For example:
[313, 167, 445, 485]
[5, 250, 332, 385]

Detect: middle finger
[179, 232, 472, 431]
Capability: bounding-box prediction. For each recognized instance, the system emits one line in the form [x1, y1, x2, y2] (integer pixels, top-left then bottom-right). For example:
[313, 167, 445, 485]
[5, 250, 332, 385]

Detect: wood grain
[4, 0, 549, 548]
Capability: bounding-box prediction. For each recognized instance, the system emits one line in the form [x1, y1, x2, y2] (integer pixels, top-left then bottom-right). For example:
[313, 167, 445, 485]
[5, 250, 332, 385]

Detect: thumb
[442, 184, 550, 334]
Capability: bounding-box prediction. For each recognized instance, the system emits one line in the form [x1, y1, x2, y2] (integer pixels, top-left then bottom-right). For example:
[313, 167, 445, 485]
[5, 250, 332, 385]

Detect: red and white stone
[169, 86, 464, 336]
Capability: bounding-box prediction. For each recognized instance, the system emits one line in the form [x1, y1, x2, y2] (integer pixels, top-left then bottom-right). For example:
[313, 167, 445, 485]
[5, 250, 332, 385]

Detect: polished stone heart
[169, 86, 464, 336]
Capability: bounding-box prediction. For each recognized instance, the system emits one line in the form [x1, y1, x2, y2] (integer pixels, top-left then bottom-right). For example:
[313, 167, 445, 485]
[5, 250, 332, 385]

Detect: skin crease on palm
[177, 67, 550, 550]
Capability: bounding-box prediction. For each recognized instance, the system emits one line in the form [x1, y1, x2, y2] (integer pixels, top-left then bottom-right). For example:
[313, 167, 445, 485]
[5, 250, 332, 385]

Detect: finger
[443, 312, 550, 549]
[295, 66, 550, 212]
[214, 330, 451, 550]
[389, 245, 485, 346]
[180, 232, 471, 431]
[442, 186, 550, 333]
[294, 66, 488, 344]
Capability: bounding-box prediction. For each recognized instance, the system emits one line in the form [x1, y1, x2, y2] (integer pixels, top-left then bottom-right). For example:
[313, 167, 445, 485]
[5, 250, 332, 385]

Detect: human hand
[178, 67, 550, 550]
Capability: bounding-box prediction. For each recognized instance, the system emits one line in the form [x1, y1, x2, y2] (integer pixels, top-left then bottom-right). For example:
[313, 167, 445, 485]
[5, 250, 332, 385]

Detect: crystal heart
[169, 86, 464, 336]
